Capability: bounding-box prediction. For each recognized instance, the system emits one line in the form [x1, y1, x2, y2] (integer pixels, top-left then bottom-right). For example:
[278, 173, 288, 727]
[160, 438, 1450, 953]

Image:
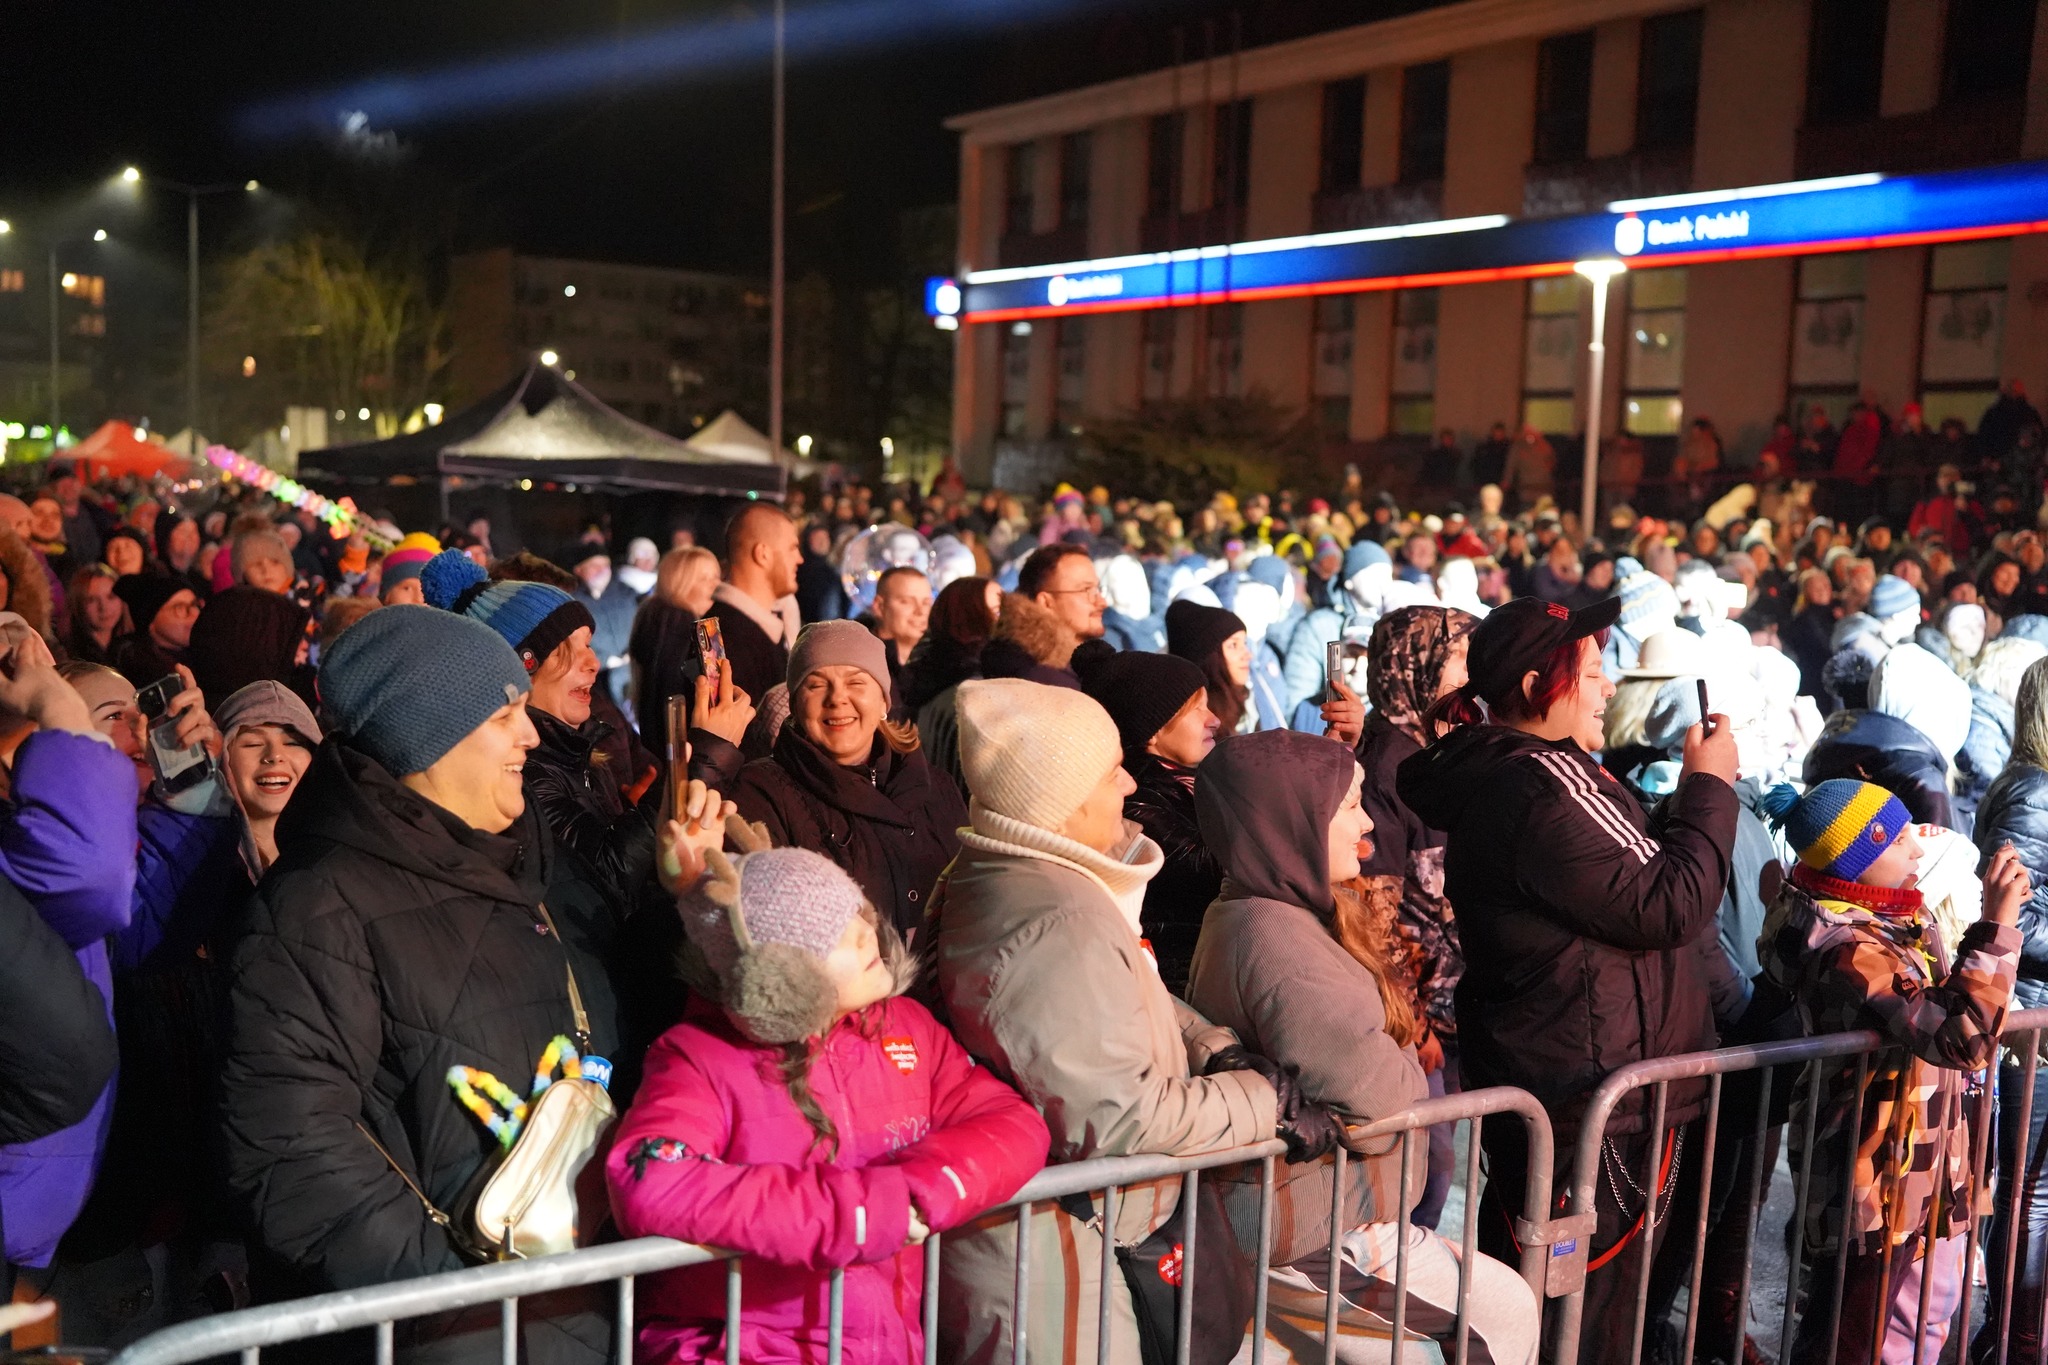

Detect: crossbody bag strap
[534, 901, 592, 1052]
[354, 1119, 454, 1230]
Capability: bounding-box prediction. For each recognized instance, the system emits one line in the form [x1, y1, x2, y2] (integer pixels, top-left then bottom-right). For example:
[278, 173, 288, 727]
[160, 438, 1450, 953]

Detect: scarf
[958, 801, 1162, 942]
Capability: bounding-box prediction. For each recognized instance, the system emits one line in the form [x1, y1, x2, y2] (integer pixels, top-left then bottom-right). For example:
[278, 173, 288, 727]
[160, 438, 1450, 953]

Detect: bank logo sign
[1615, 210, 1751, 256]
[1046, 273, 1124, 307]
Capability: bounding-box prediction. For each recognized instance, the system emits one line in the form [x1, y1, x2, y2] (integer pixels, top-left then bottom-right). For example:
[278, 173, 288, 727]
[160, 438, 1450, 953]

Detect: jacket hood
[1396, 722, 1562, 832]
[995, 590, 1078, 669]
[1805, 707, 1949, 785]
[1870, 642, 1971, 761]
[272, 738, 553, 904]
[1193, 730, 1357, 918]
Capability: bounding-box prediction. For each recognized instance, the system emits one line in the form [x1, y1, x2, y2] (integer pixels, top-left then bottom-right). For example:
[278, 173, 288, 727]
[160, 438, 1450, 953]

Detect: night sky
[6, 0, 1447, 283]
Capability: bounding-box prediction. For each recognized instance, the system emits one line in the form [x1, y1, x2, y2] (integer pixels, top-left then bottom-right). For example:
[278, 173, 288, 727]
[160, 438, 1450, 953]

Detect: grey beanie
[216, 679, 323, 748]
[787, 619, 892, 704]
[318, 604, 530, 776]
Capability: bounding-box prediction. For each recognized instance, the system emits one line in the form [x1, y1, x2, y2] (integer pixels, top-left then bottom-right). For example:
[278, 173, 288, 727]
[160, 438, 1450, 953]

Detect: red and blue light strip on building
[928, 159, 2048, 325]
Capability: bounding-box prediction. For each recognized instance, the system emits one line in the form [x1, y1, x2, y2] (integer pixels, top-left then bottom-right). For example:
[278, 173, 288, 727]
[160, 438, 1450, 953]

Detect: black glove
[1278, 1100, 1345, 1164]
[1204, 1045, 1302, 1120]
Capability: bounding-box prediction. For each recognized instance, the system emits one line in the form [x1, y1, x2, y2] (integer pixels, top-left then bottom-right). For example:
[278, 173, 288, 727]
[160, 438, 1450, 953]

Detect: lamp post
[768, 0, 786, 458]
[1573, 258, 1628, 536]
[128, 171, 256, 451]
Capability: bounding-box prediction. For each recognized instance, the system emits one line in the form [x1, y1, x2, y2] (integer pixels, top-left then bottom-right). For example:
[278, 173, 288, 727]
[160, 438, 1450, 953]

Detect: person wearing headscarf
[1352, 605, 1476, 1231]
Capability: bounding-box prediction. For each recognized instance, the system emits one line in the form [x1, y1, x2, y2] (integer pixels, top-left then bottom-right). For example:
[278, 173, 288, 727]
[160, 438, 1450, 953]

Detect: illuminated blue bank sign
[930, 159, 2048, 323]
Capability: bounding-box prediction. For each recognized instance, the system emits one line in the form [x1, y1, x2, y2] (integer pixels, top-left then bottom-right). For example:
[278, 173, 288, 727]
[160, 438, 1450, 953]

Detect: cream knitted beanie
[956, 677, 1121, 832]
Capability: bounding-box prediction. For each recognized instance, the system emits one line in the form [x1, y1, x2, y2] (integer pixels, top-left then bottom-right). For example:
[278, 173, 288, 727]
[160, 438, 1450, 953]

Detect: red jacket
[606, 995, 1048, 1365]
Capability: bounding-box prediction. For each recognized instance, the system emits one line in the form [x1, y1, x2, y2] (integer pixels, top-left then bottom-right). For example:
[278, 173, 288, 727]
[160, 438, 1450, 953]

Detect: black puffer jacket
[1122, 752, 1222, 996]
[728, 725, 966, 943]
[1397, 724, 1734, 1139]
[1802, 708, 1956, 832]
[524, 707, 657, 910]
[0, 875, 114, 1149]
[1972, 760, 2048, 1012]
[220, 741, 622, 1299]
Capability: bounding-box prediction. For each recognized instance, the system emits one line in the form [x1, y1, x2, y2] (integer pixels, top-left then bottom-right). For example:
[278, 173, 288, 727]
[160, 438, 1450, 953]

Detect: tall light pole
[129, 170, 257, 450]
[1573, 259, 1628, 536]
[768, 0, 786, 459]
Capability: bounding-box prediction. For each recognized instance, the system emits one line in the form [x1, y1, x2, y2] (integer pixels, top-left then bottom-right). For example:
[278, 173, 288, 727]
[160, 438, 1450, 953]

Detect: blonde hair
[2013, 656, 2048, 771]
[1603, 676, 1666, 752]
[1328, 881, 1421, 1048]
[1971, 638, 2048, 708]
[656, 546, 720, 610]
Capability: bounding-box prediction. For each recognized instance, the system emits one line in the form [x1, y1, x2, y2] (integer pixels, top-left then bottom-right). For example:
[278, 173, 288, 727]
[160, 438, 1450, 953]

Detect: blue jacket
[0, 731, 139, 1267]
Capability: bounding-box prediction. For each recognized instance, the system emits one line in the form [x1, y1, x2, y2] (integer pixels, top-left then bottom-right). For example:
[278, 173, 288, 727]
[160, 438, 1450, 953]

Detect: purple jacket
[0, 730, 138, 1267]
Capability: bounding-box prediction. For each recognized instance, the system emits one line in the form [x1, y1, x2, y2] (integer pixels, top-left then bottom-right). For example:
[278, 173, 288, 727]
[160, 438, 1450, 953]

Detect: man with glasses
[1017, 543, 1107, 648]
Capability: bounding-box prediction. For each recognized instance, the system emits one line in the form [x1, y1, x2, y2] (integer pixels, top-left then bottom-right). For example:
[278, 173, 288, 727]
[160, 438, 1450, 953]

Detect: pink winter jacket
[606, 994, 1050, 1365]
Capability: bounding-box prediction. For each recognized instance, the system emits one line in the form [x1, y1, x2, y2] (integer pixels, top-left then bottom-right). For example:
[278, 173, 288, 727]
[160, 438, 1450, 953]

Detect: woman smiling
[730, 620, 966, 943]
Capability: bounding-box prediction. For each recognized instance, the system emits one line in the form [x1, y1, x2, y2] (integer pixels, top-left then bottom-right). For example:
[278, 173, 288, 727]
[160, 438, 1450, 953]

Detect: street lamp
[1573, 259, 1628, 536]
[127, 170, 258, 451]
[47, 232, 112, 438]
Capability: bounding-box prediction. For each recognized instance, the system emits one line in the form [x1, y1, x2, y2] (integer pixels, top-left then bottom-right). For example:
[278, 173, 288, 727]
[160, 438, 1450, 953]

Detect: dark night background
[0, 0, 1445, 437]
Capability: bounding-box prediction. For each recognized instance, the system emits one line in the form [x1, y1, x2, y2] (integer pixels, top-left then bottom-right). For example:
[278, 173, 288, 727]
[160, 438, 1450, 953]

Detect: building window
[1319, 78, 1366, 194]
[1920, 238, 2010, 430]
[1141, 310, 1175, 402]
[1147, 113, 1184, 219]
[1389, 288, 1439, 435]
[0, 270, 22, 293]
[1205, 304, 1244, 398]
[1001, 322, 1034, 437]
[1059, 132, 1092, 230]
[1637, 9, 1704, 152]
[1806, 0, 1887, 126]
[1522, 275, 1582, 436]
[1210, 100, 1253, 210]
[1623, 267, 1687, 435]
[1945, 0, 2037, 104]
[1055, 318, 1087, 432]
[1004, 142, 1036, 238]
[1533, 31, 1595, 166]
[1398, 61, 1450, 185]
[1313, 295, 1356, 440]
[61, 273, 105, 307]
[1789, 253, 1866, 428]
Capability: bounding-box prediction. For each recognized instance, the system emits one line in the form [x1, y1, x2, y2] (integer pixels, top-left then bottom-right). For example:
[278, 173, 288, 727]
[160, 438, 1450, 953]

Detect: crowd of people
[3, 387, 2048, 1365]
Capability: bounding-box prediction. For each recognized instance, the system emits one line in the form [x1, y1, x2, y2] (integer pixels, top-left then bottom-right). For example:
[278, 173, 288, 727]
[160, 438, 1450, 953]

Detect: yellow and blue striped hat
[1783, 779, 1913, 882]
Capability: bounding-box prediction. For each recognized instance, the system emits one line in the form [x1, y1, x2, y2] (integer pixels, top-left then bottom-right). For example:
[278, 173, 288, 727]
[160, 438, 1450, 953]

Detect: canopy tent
[66, 421, 193, 482]
[683, 409, 816, 475]
[300, 364, 786, 500]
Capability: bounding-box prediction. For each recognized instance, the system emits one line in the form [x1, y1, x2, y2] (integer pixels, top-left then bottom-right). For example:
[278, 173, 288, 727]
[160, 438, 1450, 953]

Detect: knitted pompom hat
[419, 548, 488, 611]
[460, 580, 596, 675]
[955, 677, 1121, 831]
[1771, 778, 1913, 882]
[680, 845, 876, 1044]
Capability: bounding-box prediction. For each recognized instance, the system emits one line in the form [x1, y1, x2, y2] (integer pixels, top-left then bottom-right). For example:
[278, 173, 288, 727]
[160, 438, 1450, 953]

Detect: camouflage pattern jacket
[1760, 866, 2019, 1254]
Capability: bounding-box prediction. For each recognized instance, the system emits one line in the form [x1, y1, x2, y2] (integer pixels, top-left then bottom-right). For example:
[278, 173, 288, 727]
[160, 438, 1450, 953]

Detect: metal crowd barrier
[1548, 1005, 2048, 1365]
[105, 1086, 1555, 1365]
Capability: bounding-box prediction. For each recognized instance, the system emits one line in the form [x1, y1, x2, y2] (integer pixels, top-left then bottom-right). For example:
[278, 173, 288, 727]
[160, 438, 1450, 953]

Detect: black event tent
[299, 363, 787, 501]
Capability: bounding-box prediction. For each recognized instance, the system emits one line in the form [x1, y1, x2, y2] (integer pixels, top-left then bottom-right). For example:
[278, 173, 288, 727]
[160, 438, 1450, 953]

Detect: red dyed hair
[1422, 629, 1608, 732]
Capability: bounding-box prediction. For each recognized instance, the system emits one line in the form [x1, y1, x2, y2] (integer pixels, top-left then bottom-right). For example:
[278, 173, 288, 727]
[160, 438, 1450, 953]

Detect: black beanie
[114, 573, 184, 632]
[1072, 639, 1208, 760]
[1165, 598, 1247, 665]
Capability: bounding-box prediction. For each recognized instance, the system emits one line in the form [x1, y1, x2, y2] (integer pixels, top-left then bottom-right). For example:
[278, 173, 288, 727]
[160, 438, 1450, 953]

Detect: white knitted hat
[956, 678, 1121, 831]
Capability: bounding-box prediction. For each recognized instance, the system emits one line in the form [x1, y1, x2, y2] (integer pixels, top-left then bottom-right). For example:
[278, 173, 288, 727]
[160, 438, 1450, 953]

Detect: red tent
[65, 422, 192, 482]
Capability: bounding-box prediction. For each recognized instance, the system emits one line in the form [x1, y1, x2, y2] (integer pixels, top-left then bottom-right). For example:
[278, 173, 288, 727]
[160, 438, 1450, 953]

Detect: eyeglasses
[1040, 585, 1106, 601]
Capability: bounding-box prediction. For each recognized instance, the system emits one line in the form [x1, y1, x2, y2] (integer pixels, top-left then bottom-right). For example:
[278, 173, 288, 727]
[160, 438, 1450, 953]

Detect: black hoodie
[1397, 724, 1735, 1138]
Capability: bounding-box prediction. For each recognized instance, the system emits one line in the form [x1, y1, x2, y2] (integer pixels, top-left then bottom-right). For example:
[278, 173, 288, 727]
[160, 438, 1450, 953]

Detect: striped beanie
[460, 580, 596, 674]
[1778, 779, 1913, 882]
[1616, 570, 1679, 637]
[380, 532, 441, 589]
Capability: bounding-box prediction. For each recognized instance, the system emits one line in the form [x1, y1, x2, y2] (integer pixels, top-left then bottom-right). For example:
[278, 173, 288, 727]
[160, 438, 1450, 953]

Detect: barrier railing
[1548, 1005, 2048, 1365]
[106, 1086, 1555, 1365]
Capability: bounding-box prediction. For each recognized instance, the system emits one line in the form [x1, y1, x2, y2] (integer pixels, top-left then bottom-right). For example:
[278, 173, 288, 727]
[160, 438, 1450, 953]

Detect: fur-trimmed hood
[0, 526, 54, 640]
[993, 591, 1078, 670]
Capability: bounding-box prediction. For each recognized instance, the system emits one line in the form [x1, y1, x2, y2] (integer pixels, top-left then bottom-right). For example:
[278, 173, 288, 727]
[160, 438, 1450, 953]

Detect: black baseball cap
[1466, 594, 1622, 705]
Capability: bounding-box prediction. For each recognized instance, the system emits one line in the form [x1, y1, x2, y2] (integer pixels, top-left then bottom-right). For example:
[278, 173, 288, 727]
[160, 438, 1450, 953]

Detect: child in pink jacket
[607, 844, 1049, 1365]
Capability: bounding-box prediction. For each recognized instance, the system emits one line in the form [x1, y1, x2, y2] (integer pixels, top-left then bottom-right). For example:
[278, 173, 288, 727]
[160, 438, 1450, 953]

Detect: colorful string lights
[205, 445, 399, 549]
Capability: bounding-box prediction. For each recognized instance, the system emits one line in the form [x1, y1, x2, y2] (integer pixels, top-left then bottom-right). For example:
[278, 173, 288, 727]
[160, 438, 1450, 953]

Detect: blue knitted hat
[1342, 540, 1390, 579]
[1773, 778, 1913, 883]
[419, 549, 488, 611]
[319, 605, 530, 777]
[1868, 575, 1920, 621]
[459, 580, 596, 674]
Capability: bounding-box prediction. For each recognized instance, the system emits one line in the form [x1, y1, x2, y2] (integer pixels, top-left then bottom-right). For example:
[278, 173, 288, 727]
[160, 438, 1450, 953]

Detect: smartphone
[694, 618, 727, 708]
[1696, 678, 1713, 738]
[665, 694, 690, 818]
[136, 674, 214, 795]
[1326, 640, 1344, 688]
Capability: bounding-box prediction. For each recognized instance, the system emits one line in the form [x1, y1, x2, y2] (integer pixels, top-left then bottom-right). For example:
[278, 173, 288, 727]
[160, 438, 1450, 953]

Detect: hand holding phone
[137, 669, 216, 795]
[694, 618, 727, 708]
[1696, 678, 1713, 738]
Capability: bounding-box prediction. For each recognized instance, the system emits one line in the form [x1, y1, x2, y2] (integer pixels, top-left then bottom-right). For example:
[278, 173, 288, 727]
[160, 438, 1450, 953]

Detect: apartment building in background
[940, 0, 2048, 484]
[449, 248, 765, 435]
